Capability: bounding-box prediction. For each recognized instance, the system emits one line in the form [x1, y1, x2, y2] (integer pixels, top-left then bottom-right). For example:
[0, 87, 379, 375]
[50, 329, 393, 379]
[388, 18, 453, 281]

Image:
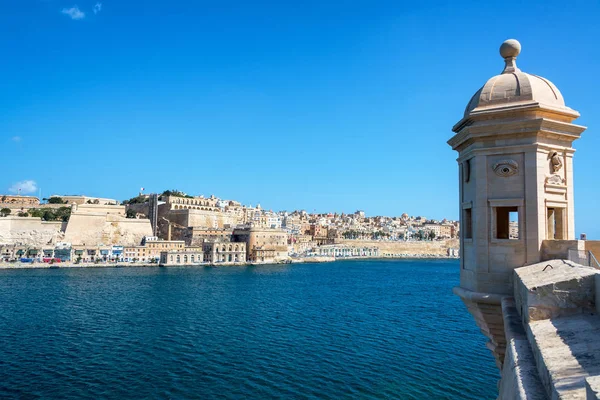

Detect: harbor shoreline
[0, 254, 458, 270]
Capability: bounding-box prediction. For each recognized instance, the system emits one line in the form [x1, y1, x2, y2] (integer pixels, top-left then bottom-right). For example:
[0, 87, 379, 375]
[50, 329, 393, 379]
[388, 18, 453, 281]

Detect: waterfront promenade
[0, 252, 457, 269]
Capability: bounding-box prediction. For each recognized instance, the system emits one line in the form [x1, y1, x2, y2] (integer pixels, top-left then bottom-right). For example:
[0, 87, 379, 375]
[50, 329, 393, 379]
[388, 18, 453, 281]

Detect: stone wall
[161, 208, 237, 230]
[0, 217, 64, 246]
[72, 204, 125, 215]
[335, 239, 459, 256]
[63, 211, 152, 246]
[540, 240, 583, 261]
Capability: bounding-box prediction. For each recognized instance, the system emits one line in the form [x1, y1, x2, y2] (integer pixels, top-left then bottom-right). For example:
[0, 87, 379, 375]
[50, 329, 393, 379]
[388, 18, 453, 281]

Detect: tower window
[463, 208, 472, 239]
[547, 208, 565, 240]
[496, 207, 519, 240]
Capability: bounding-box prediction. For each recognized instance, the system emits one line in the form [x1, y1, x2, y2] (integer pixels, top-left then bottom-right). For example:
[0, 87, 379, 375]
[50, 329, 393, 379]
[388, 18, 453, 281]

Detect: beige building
[52, 195, 119, 205]
[316, 245, 379, 258]
[124, 238, 185, 262]
[182, 227, 233, 246]
[159, 247, 204, 266]
[162, 194, 220, 211]
[157, 195, 238, 235]
[232, 226, 288, 263]
[202, 241, 246, 264]
[0, 195, 40, 209]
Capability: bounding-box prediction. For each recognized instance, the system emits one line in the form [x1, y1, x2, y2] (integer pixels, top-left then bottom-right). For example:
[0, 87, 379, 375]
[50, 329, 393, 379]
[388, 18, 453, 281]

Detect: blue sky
[2, 1, 599, 237]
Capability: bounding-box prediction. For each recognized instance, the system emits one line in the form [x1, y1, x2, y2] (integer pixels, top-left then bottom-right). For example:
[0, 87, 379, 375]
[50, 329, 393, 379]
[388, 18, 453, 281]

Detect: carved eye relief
[493, 160, 518, 177]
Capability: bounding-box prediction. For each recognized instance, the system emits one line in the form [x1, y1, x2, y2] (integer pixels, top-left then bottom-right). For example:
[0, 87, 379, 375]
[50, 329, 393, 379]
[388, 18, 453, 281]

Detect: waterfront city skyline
[2, 1, 599, 237]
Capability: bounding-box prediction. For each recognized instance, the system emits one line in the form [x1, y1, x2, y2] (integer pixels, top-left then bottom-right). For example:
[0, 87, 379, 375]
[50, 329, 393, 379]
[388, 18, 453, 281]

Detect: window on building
[496, 207, 519, 240]
[547, 208, 565, 240]
[463, 208, 473, 239]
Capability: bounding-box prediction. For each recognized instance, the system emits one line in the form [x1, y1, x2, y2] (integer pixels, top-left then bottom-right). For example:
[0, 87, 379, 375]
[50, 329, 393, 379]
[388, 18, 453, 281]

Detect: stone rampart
[63, 211, 152, 246]
[0, 217, 64, 246]
[73, 204, 125, 215]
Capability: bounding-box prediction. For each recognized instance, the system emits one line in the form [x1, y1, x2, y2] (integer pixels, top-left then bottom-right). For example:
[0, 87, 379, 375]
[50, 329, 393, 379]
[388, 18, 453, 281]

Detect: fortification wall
[73, 204, 125, 215]
[0, 217, 64, 246]
[164, 209, 236, 229]
[1, 203, 67, 211]
[335, 239, 459, 256]
[64, 212, 152, 246]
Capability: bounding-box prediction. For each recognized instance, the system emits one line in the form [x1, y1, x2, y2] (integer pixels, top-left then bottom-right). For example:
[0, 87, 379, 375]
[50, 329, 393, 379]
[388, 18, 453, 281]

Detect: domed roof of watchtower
[463, 39, 574, 118]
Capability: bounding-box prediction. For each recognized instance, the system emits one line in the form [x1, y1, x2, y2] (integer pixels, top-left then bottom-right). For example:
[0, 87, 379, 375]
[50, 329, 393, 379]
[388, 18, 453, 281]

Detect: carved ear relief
[493, 159, 518, 177]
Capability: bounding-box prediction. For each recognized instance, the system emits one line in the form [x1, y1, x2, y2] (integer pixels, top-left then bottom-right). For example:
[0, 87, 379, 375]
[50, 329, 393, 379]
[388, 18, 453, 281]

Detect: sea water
[0, 259, 497, 399]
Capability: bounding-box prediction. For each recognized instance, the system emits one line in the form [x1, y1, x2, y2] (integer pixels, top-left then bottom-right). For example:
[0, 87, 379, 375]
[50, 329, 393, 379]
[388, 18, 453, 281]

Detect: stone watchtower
[448, 40, 586, 368]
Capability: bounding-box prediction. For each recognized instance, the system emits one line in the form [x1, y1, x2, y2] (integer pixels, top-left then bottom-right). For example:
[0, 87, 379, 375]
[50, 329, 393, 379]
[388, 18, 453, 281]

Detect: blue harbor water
[0, 259, 497, 399]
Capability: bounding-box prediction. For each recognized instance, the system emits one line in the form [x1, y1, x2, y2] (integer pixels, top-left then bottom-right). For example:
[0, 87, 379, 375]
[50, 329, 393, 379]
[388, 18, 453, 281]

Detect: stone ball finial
[500, 39, 521, 59]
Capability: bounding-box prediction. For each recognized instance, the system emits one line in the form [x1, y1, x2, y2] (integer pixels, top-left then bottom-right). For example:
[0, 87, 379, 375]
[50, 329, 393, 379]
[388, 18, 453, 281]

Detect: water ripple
[0, 259, 497, 399]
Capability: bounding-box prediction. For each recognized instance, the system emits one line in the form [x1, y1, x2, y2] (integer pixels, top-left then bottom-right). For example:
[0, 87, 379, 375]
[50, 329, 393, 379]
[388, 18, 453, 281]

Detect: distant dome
[464, 39, 568, 117]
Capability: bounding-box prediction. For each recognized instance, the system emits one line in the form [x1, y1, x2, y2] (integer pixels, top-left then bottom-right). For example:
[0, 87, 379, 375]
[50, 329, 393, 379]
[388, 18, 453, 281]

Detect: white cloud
[11, 136, 21, 143]
[93, 2, 102, 14]
[62, 6, 85, 20]
[8, 180, 38, 195]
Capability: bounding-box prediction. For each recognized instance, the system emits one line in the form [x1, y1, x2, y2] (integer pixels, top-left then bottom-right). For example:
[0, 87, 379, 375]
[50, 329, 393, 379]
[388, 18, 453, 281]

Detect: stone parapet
[498, 297, 547, 400]
[541, 240, 585, 262]
[514, 259, 597, 324]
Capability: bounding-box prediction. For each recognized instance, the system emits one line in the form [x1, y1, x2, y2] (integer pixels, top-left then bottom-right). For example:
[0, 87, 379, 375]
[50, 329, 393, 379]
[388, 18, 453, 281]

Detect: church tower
[448, 39, 586, 367]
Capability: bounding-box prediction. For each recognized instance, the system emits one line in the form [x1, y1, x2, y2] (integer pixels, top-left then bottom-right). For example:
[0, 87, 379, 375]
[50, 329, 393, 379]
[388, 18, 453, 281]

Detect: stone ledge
[453, 286, 505, 305]
[528, 314, 600, 399]
[498, 297, 547, 400]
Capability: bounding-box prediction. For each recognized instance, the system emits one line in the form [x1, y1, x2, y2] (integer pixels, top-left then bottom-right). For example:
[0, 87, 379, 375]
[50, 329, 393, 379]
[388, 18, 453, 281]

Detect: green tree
[161, 189, 192, 198]
[428, 231, 436, 240]
[27, 207, 70, 221]
[126, 209, 137, 219]
[17, 212, 29, 217]
[42, 209, 56, 221]
[28, 208, 43, 218]
[55, 207, 71, 222]
[47, 197, 65, 204]
[0, 208, 11, 217]
[122, 195, 146, 205]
